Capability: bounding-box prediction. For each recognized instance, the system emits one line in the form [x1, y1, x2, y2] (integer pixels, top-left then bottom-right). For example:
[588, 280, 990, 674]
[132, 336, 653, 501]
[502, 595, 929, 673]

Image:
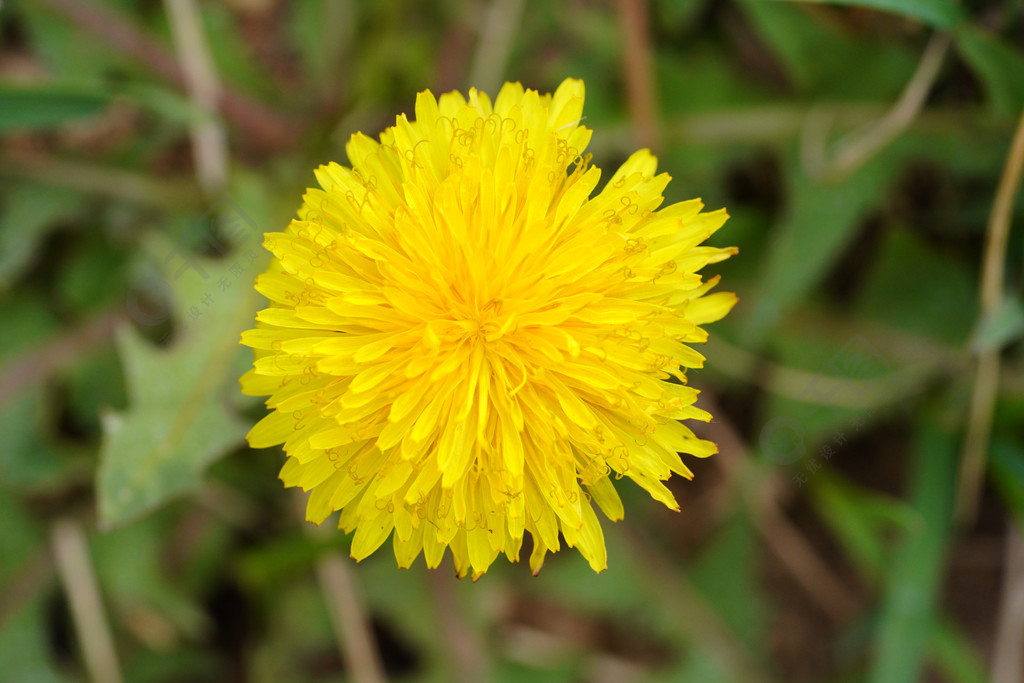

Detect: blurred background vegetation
[2, 0, 1024, 681]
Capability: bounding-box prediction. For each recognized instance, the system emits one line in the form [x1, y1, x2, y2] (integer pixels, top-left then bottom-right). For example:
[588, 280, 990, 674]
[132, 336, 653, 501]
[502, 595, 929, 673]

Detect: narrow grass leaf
[868, 423, 956, 683]
[764, 0, 964, 29]
[0, 85, 108, 132]
[748, 151, 896, 341]
[955, 26, 1024, 118]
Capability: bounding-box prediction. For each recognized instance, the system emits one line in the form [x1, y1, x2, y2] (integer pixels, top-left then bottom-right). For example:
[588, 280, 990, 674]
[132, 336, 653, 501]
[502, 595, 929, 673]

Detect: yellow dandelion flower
[240, 78, 736, 578]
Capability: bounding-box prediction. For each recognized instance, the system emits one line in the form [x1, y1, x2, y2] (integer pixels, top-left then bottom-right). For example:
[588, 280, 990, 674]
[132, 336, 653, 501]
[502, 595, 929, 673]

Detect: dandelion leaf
[98, 203, 267, 528]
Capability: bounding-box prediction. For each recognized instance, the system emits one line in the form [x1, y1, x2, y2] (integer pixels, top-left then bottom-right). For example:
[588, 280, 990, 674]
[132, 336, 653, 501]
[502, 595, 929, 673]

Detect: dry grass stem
[163, 0, 229, 194]
[51, 518, 123, 683]
[958, 107, 1024, 522]
[616, 0, 659, 151]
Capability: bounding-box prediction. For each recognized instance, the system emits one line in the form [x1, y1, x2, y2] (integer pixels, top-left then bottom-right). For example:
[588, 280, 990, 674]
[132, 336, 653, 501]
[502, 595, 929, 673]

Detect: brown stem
[992, 520, 1024, 683]
[163, 0, 229, 194]
[427, 564, 487, 683]
[467, 0, 525, 95]
[315, 553, 387, 683]
[298, 495, 386, 683]
[958, 106, 1024, 523]
[52, 518, 123, 683]
[615, 0, 659, 151]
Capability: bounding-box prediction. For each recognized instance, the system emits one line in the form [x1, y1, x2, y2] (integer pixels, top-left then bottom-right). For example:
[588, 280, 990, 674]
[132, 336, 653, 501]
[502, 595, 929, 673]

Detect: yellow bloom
[240, 78, 736, 578]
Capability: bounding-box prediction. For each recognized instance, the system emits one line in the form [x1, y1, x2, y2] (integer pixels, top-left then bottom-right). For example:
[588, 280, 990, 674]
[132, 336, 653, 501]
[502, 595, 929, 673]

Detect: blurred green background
[2, 0, 1024, 681]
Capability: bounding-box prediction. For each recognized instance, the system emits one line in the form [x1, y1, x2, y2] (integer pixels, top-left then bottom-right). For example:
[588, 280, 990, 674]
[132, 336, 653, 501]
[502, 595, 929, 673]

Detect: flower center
[452, 303, 512, 346]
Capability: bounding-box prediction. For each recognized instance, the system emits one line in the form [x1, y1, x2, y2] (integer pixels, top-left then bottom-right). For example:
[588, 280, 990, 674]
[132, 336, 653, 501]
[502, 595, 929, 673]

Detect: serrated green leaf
[98, 323, 249, 527]
[98, 200, 269, 527]
[764, 0, 965, 29]
[956, 26, 1024, 119]
[970, 295, 1024, 353]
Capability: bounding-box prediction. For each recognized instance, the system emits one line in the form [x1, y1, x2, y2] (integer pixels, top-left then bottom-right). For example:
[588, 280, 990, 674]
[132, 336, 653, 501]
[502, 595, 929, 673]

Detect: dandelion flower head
[240, 78, 737, 578]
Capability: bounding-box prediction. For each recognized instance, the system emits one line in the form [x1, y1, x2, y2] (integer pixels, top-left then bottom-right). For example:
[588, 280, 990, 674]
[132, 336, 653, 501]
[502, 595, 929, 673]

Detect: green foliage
[869, 424, 957, 683]
[91, 512, 209, 638]
[0, 297, 70, 489]
[0, 494, 60, 683]
[742, 0, 916, 97]
[97, 239, 261, 528]
[956, 26, 1024, 118]
[856, 229, 977, 345]
[990, 438, 1024, 528]
[0, 85, 109, 132]
[748, 149, 898, 340]
[811, 472, 917, 577]
[930, 619, 988, 683]
[0, 182, 85, 289]
[767, 0, 966, 29]
[689, 516, 765, 649]
[0, 600, 66, 683]
[13, 0, 131, 81]
[970, 295, 1024, 352]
